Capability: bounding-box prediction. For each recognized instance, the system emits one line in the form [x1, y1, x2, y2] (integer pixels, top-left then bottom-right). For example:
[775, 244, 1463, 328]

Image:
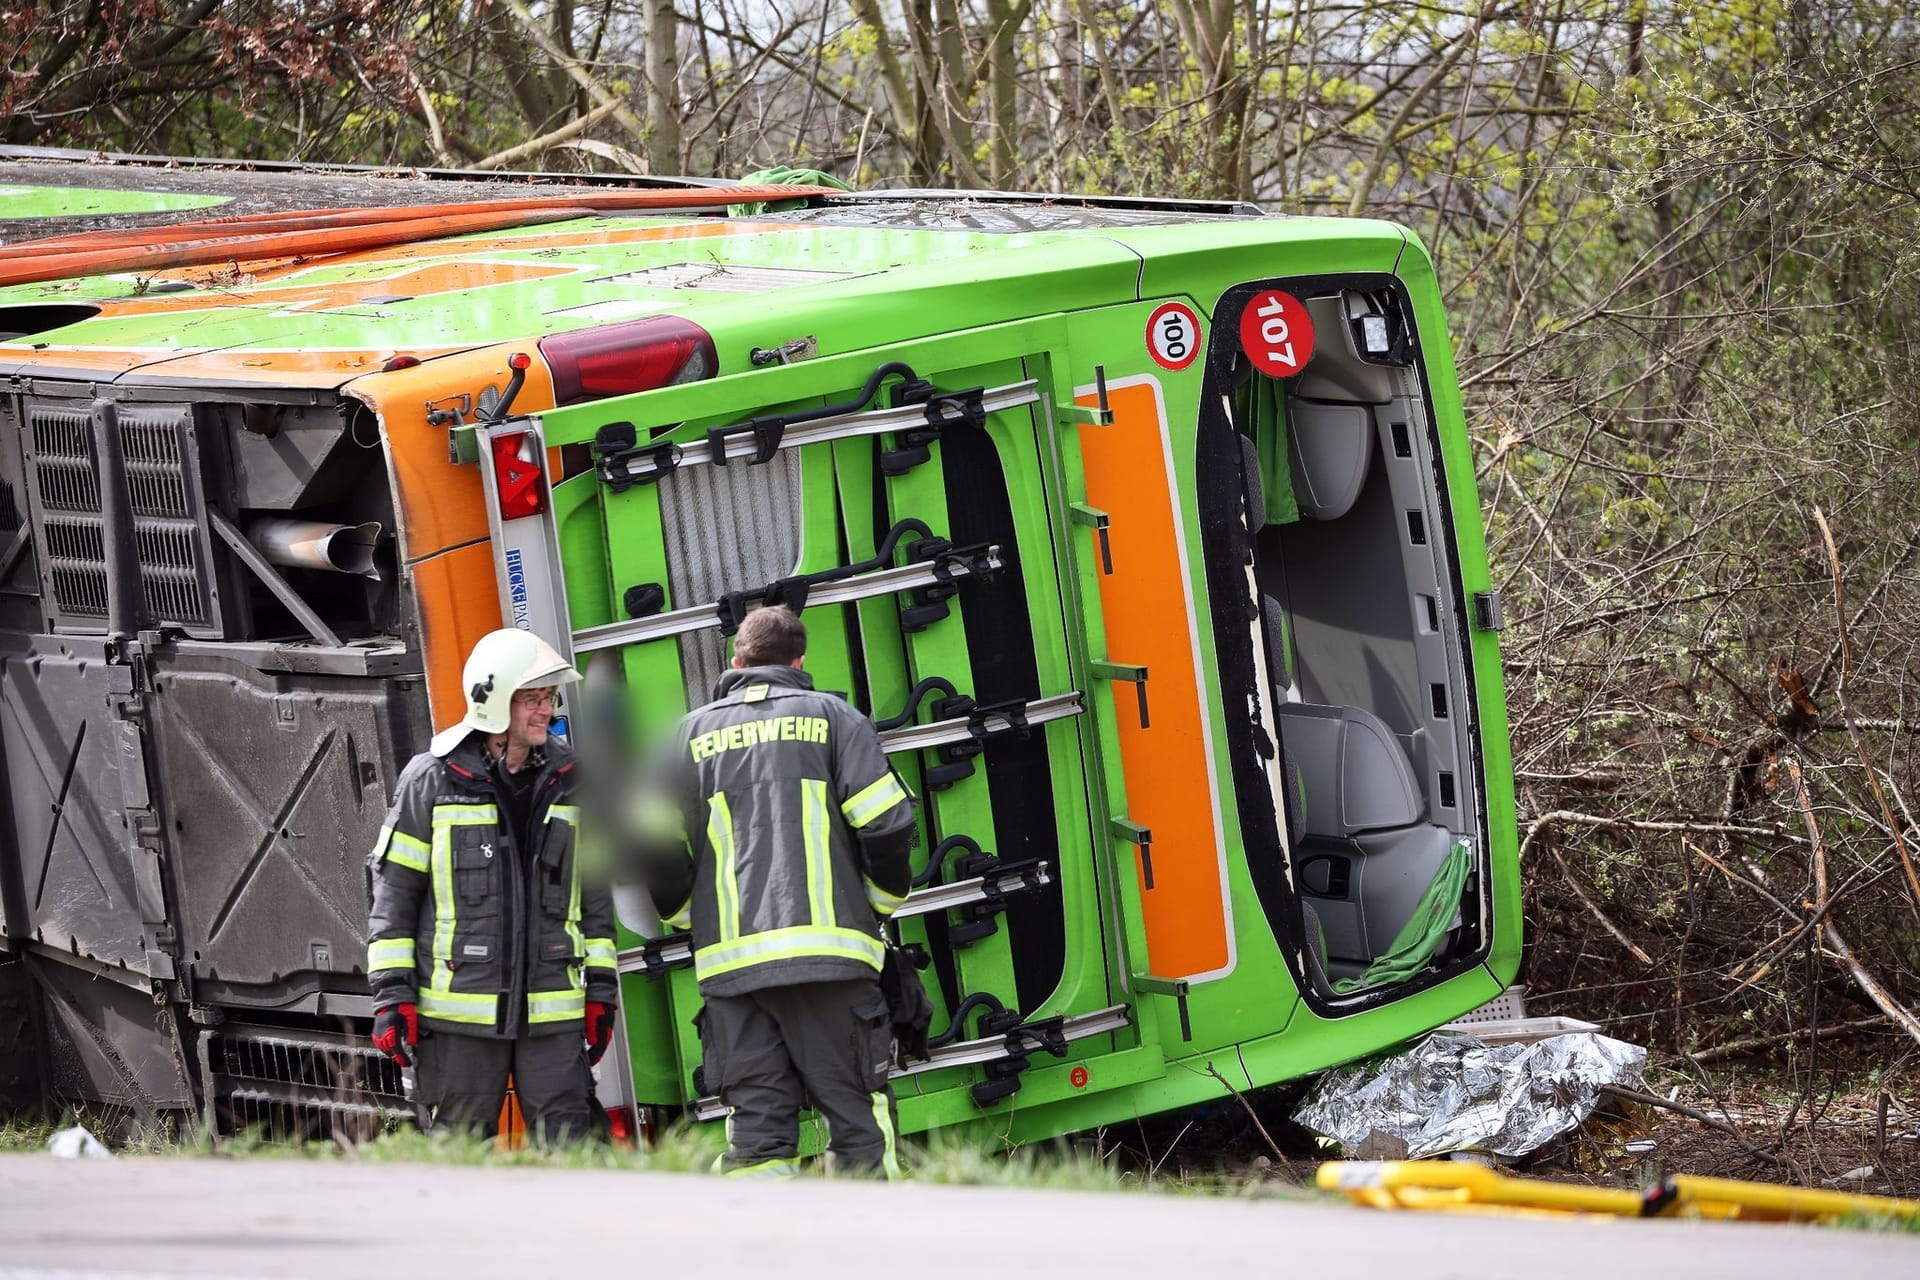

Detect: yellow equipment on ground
[1318, 1160, 1920, 1224]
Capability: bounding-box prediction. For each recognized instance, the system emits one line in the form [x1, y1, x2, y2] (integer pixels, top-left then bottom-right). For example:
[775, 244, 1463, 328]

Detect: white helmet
[429, 627, 580, 756]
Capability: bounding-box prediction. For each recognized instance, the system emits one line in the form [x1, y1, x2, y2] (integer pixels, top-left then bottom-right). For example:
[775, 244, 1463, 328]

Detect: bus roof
[0, 152, 1406, 389]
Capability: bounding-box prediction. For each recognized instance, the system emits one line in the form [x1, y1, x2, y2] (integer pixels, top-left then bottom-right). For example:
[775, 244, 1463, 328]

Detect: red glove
[372, 1003, 418, 1068]
[585, 1000, 616, 1065]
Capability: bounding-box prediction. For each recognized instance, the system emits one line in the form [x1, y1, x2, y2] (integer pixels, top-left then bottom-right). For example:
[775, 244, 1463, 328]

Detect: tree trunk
[645, 0, 681, 174]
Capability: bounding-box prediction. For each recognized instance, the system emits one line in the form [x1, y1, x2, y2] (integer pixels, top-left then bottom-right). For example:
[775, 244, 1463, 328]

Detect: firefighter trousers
[699, 977, 901, 1178]
[414, 1028, 598, 1144]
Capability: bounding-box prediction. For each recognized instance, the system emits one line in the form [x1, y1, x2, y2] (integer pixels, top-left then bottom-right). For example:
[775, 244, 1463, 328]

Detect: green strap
[1333, 840, 1472, 994]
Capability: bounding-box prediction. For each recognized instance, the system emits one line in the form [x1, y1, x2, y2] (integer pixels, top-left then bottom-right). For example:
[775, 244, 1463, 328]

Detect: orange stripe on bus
[1077, 378, 1229, 978]
[352, 349, 558, 732]
[409, 539, 506, 734]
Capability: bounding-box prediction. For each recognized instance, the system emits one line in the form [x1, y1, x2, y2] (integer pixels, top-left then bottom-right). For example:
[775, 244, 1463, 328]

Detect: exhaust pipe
[245, 518, 384, 579]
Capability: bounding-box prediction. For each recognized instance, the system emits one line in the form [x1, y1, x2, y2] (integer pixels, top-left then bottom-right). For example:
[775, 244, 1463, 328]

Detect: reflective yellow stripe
[710, 791, 740, 944]
[724, 1157, 801, 1178]
[565, 820, 586, 968]
[842, 774, 908, 829]
[527, 987, 586, 1023]
[665, 898, 692, 931]
[367, 937, 415, 972]
[802, 778, 833, 926]
[872, 1092, 902, 1180]
[429, 804, 497, 993]
[430, 823, 457, 990]
[434, 803, 499, 824]
[548, 804, 580, 825]
[378, 825, 431, 873]
[583, 937, 617, 971]
[694, 925, 885, 980]
[417, 988, 498, 1025]
[863, 876, 907, 918]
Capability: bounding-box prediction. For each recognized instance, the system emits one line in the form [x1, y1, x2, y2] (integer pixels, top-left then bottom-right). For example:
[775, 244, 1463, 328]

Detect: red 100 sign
[1145, 301, 1202, 371]
[1239, 289, 1315, 376]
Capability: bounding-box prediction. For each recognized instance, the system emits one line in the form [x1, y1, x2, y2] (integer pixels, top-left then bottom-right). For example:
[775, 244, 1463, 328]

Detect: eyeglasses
[511, 689, 557, 709]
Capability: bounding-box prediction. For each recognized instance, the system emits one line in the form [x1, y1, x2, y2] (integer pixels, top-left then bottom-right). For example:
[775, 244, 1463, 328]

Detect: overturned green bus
[0, 152, 1515, 1144]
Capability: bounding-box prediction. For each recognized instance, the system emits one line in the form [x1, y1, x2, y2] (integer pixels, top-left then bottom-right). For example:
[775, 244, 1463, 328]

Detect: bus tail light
[490, 429, 548, 519]
[539, 316, 717, 407]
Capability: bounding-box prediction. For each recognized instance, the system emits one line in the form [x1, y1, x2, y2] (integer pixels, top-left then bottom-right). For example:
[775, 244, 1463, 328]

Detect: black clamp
[880, 384, 987, 476]
[971, 1007, 1073, 1109]
[623, 583, 667, 619]
[594, 421, 679, 495]
[906, 834, 1043, 949]
[899, 531, 959, 632]
[707, 415, 787, 467]
[929, 694, 1035, 792]
[899, 530, 1004, 634]
[635, 935, 693, 980]
[596, 428, 684, 494]
[717, 576, 812, 635]
[879, 678, 1037, 792]
[924, 690, 981, 791]
[945, 851, 1048, 948]
[924, 995, 1074, 1107]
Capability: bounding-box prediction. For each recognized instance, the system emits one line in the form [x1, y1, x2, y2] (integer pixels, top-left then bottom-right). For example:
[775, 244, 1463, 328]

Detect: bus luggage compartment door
[143, 649, 426, 1005]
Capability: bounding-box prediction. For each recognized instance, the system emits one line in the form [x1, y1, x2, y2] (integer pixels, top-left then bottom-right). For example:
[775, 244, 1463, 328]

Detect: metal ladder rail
[876, 691, 1083, 754]
[594, 378, 1041, 488]
[686, 1004, 1133, 1119]
[575, 547, 1003, 654]
[616, 859, 1054, 977]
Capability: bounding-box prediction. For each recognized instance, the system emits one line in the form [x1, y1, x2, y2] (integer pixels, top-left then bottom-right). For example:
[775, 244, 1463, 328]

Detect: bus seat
[1288, 400, 1373, 521]
[1277, 702, 1455, 969]
[1276, 702, 1420, 836]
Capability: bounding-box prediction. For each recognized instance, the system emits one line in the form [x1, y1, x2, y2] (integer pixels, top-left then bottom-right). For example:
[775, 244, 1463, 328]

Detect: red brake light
[490, 430, 547, 520]
[538, 316, 717, 407]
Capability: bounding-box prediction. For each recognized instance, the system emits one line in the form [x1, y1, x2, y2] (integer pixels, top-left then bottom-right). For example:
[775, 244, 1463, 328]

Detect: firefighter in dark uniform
[365, 628, 620, 1142]
[640, 605, 917, 1177]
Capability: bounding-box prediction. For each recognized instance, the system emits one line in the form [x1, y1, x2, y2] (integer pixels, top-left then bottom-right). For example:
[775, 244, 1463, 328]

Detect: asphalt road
[1, 1154, 1913, 1279]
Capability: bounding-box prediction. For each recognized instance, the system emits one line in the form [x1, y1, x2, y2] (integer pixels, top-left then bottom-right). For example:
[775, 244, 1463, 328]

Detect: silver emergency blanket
[1293, 1031, 1647, 1159]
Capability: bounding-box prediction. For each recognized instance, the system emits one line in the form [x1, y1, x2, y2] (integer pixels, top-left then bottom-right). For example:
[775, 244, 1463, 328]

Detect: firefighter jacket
[649, 666, 917, 998]
[365, 733, 618, 1037]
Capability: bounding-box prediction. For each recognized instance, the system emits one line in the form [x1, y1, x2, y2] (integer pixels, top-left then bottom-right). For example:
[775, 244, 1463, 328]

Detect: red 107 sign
[1239, 289, 1314, 376]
